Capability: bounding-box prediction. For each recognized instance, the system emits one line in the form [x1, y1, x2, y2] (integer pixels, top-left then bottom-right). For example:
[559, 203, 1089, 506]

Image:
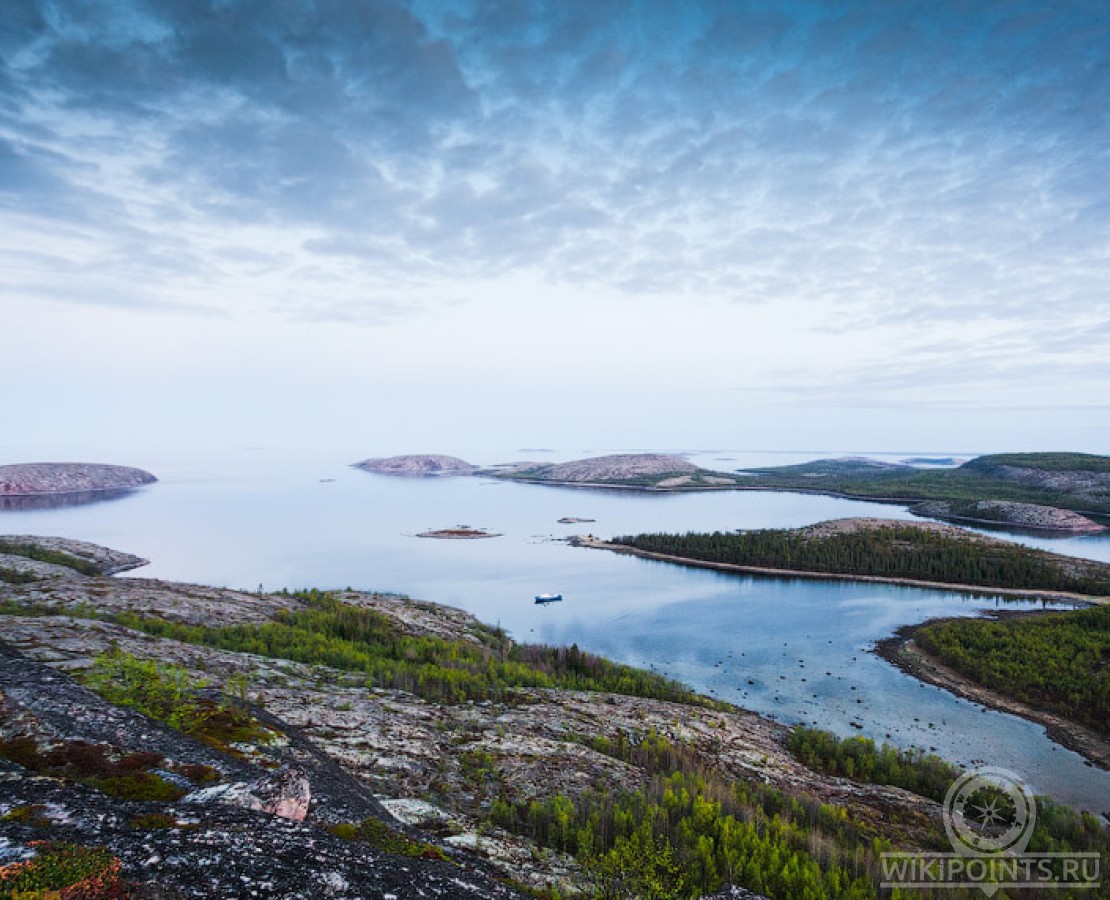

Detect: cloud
[0, 0, 1107, 338]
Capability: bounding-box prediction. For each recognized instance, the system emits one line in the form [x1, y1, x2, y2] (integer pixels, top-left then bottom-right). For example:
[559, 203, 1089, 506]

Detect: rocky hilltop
[0, 463, 156, 496]
[353, 454, 478, 475]
[958, 453, 1110, 509]
[911, 500, 1106, 533]
[0, 537, 955, 898]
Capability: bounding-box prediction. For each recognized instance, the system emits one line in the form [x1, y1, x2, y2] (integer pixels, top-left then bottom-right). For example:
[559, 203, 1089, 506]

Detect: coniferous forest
[915, 604, 1110, 736]
[611, 526, 1110, 596]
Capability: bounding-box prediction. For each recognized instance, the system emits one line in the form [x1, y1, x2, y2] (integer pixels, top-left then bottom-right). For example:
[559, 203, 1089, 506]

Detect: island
[416, 526, 501, 539]
[352, 454, 478, 475]
[4, 536, 1102, 896]
[0, 462, 157, 510]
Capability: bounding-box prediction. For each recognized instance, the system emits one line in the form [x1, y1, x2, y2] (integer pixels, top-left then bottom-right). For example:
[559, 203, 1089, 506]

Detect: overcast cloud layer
[2, 0, 1108, 457]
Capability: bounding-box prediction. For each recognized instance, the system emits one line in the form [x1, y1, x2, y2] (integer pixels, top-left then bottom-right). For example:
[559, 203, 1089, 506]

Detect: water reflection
[0, 488, 143, 511]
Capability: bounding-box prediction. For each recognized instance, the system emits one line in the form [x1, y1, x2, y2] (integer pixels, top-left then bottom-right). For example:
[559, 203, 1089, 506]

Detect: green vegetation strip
[785, 727, 959, 803]
[0, 843, 120, 895]
[611, 527, 1110, 595]
[108, 589, 717, 707]
[915, 604, 1110, 737]
[0, 539, 100, 575]
[491, 729, 1107, 900]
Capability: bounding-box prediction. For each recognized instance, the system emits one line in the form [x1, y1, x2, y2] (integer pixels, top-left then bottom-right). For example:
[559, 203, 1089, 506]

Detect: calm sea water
[2, 449, 1109, 815]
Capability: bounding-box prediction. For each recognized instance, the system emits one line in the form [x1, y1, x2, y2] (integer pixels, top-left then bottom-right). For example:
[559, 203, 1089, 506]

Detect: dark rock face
[353, 455, 478, 475]
[0, 643, 528, 899]
[0, 463, 157, 497]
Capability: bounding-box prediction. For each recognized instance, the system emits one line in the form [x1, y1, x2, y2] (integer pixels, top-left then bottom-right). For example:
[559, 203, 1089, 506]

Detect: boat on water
[534, 593, 563, 604]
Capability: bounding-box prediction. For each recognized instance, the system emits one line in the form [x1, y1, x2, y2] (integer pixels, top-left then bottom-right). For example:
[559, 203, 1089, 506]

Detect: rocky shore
[0, 537, 948, 897]
[876, 622, 1110, 771]
[910, 499, 1106, 533]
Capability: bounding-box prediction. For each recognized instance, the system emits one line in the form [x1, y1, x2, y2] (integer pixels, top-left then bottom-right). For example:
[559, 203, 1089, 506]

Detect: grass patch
[80, 649, 277, 754]
[0, 736, 189, 803]
[0, 540, 100, 575]
[328, 817, 447, 860]
[0, 842, 120, 896]
[108, 590, 719, 708]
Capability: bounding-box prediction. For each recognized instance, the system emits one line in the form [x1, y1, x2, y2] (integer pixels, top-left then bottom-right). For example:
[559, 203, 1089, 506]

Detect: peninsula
[585, 517, 1110, 602]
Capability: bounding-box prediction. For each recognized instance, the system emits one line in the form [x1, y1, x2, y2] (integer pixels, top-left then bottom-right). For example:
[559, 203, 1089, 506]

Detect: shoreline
[572, 537, 1110, 605]
[492, 476, 1109, 534]
[875, 621, 1110, 773]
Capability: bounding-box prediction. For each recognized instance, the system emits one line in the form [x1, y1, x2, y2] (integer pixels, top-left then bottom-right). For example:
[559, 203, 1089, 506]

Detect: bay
[2, 449, 1108, 816]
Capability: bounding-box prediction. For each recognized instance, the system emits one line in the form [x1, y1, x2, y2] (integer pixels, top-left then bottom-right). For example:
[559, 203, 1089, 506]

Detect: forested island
[599, 518, 1110, 600]
[1, 535, 1106, 897]
[734, 452, 1110, 524]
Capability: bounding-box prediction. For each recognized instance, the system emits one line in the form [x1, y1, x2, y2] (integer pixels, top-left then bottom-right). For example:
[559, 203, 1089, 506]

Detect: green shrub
[0, 842, 120, 895]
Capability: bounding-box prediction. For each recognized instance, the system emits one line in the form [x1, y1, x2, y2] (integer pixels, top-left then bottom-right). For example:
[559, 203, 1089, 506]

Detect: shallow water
[2, 450, 1108, 815]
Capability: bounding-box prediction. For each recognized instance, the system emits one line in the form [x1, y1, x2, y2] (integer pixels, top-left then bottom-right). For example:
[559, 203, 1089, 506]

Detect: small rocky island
[416, 526, 501, 539]
[353, 454, 478, 475]
[0, 463, 156, 497]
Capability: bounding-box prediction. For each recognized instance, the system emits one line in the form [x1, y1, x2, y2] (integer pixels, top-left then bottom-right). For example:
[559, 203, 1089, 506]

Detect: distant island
[582, 517, 1110, 602]
[0, 462, 157, 496]
[353, 451, 1110, 534]
[416, 527, 501, 539]
[352, 454, 478, 475]
[732, 452, 1110, 530]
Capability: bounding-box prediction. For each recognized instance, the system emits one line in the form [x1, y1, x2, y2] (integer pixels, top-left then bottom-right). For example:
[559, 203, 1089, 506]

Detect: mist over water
[3, 448, 1109, 816]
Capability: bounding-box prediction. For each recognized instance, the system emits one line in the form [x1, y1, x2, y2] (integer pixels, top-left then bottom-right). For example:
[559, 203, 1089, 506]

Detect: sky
[2, 0, 1109, 462]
